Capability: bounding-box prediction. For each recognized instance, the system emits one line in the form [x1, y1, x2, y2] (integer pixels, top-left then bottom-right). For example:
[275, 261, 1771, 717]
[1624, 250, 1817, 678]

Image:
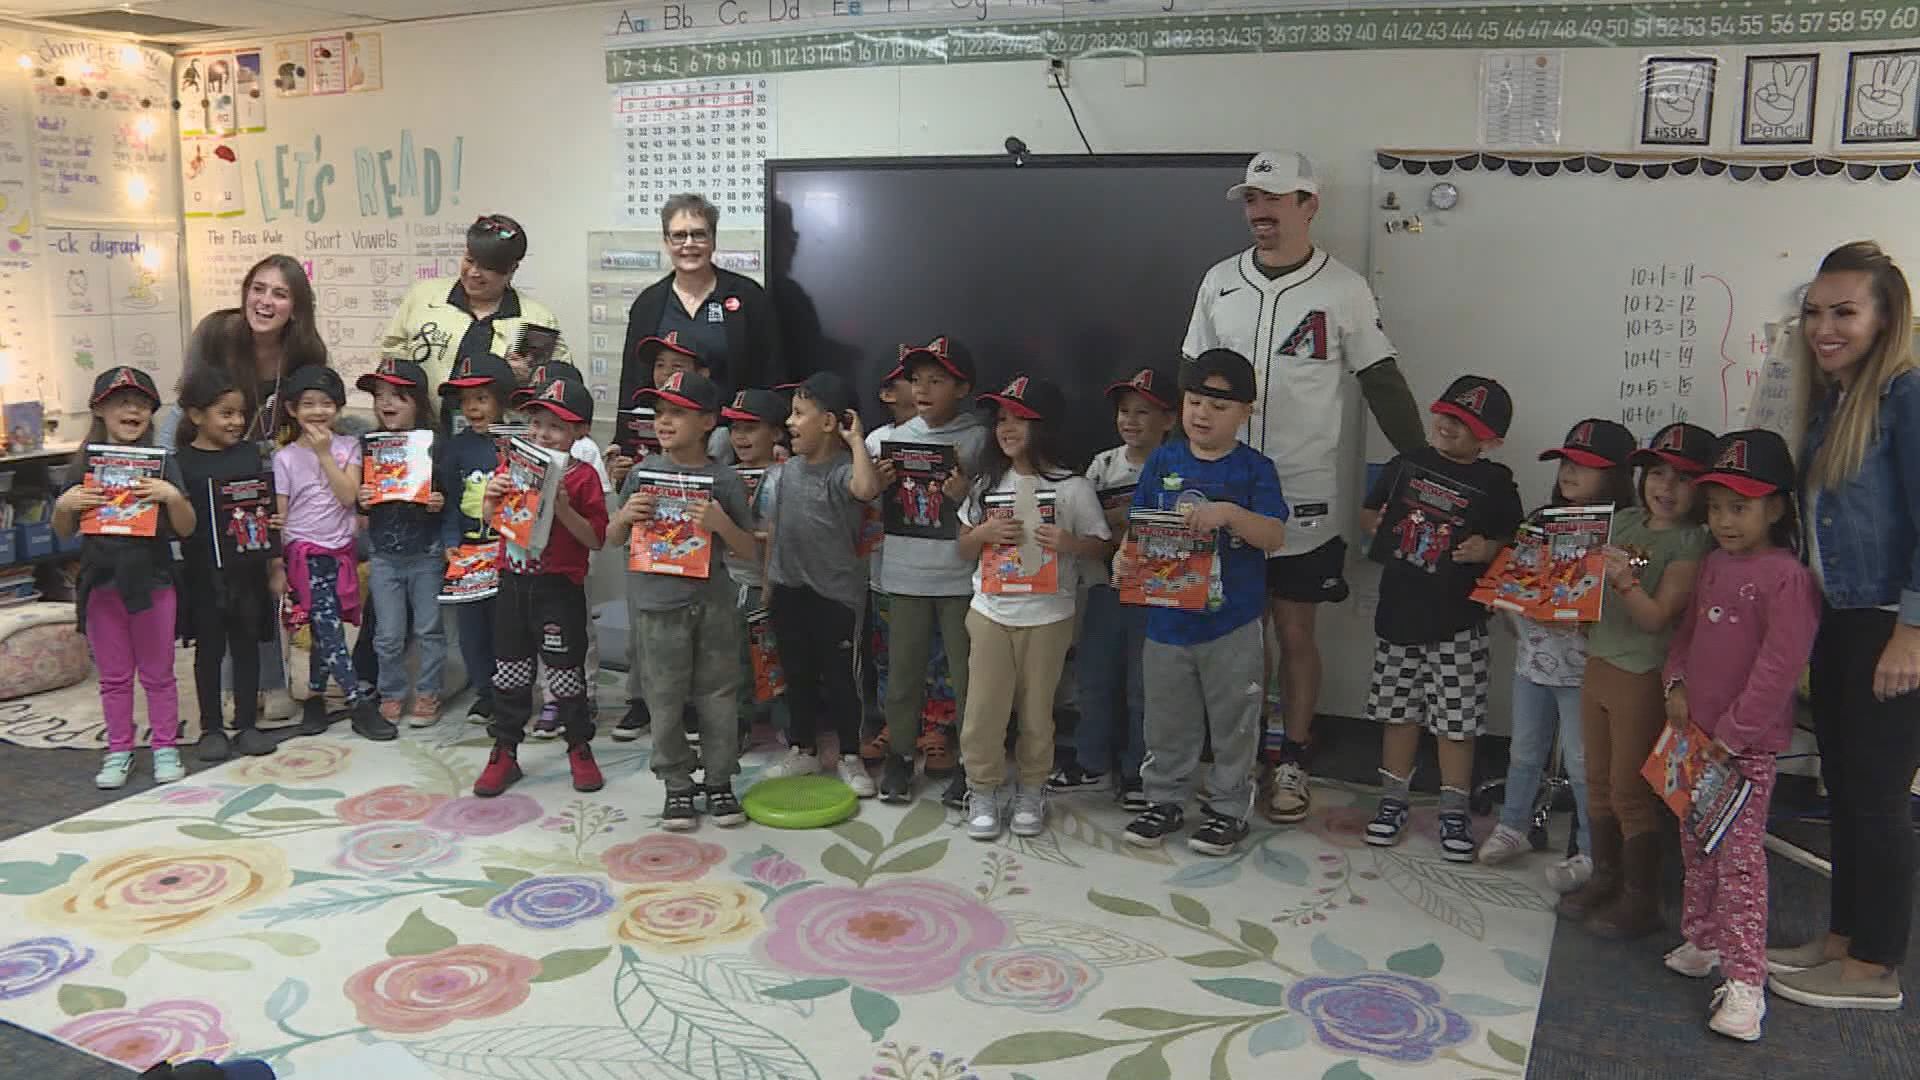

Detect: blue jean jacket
[1801, 369, 1920, 623]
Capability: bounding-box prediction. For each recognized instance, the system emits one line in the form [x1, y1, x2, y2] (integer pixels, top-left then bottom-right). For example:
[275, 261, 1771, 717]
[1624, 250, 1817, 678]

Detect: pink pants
[1679, 754, 1777, 985]
[86, 586, 180, 752]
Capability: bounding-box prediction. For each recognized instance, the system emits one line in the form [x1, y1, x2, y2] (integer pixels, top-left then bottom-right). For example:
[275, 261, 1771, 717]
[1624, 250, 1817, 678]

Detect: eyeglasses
[667, 229, 712, 247]
[472, 214, 518, 239]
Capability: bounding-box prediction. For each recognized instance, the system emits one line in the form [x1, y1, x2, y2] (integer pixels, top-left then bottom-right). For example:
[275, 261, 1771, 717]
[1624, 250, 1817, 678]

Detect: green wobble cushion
[742, 774, 859, 829]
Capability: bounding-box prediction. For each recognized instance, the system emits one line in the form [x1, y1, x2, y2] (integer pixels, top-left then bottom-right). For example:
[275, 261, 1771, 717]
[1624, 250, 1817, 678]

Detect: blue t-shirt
[438, 430, 501, 548]
[1131, 440, 1288, 646]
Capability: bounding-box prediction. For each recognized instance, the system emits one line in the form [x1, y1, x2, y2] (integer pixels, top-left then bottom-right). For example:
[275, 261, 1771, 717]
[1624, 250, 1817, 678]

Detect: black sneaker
[611, 702, 650, 742]
[707, 786, 747, 828]
[195, 726, 231, 763]
[1118, 775, 1149, 812]
[941, 769, 969, 809]
[1437, 810, 1477, 863]
[879, 754, 914, 803]
[1045, 763, 1108, 792]
[466, 696, 493, 725]
[230, 727, 277, 757]
[1365, 797, 1410, 847]
[1188, 811, 1251, 857]
[660, 789, 699, 831]
[1124, 803, 1185, 848]
[297, 696, 330, 736]
[350, 699, 399, 742]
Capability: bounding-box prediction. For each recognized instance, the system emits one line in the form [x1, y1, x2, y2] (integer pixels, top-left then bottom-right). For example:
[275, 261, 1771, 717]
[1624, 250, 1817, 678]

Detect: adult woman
[617, 193, 783, 408]
[380, 213, 567, 388]
[1770, 240, 1920, 1011]
[158, 254, 327, 447]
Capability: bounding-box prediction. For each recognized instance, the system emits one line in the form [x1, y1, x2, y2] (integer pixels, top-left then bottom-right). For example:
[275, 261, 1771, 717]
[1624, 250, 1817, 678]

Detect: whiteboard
[1367, 155, 1918, 505]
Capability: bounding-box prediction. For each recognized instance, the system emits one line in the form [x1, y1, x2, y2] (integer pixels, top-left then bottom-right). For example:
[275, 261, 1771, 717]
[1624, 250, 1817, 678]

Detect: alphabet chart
[610, 76, 776, 228]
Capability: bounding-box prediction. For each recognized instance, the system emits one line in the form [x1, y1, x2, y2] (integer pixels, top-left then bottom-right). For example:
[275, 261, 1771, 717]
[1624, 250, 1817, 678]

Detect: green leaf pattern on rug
[760, 977, 850, 1001]
[974, 1031, 1127, 1065]
[388, 908, 458, 957]
[816, 802, 954, 888]
[1248, 1014, 1308, 1056]
[532, 947, 612, 984]
[1385, 943, 1444, 979]
[55, 983, 124, 1016]
[1493, 946, 1545, 986]
[1488, 1029, 1529, 1066]
[849, 985, 900, 1042]
[1310, 933, 1368, 976]
[264, 977, 309, 1023]
[1110, 1042, 1173, 1080]
[1323, 1060, 1376, 1080]
[1003, 912, 1166, 968]
[1194, 978, 1289, 1008]
[613, 946, 819, 1078]
[0, 852, 85, 895]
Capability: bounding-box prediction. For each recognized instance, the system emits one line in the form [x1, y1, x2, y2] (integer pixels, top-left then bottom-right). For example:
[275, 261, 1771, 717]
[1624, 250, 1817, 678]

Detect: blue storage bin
[0, 528, 15, 565]
[19, 522, 54, 558]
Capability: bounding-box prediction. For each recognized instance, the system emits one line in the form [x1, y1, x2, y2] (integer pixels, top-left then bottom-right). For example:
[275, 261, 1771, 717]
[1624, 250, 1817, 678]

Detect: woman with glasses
[379, 213, 569, 389]
[617, 193, 784, 409]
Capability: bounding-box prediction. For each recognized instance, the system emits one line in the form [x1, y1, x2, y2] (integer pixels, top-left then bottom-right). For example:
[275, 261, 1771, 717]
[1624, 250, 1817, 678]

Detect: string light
[134, 116, 156, 139]
[15, 55, 30, 71]
[125, 176, 149, 203]
[118, 45, 140, 67]
[137, 246, 162, 271]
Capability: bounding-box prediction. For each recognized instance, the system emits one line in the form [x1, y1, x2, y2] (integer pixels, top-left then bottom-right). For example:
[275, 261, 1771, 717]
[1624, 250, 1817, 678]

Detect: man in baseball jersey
[1182, 149, 1428, 826]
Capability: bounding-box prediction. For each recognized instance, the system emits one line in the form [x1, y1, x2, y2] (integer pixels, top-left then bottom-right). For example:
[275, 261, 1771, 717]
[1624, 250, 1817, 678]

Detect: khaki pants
[958, 609, 1075, 789]
[1581, 656, 1667, 839]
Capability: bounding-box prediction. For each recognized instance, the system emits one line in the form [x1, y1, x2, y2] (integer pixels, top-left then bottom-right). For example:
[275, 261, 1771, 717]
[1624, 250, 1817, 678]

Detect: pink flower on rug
[27, 843, 291, 941]
[750, 852, 806, 889]
[52, 999, 228, 1069]
[333, 823, 462, 877]
[424, 795, 542, 837]
[343, 944, 540, 1034]
[1309, 805, 1375, 850]
[336, 785, 449, 825]
[602, 834, 726, 883]
[954, 946, 1100, 1012]
[235, 742, 353, 782]
[757, 880, 1010, 995]
[154, 787, 223, 806]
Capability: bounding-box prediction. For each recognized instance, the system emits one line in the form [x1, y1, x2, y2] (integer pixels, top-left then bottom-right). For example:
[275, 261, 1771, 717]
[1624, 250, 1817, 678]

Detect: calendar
[612, 77, 777, 228]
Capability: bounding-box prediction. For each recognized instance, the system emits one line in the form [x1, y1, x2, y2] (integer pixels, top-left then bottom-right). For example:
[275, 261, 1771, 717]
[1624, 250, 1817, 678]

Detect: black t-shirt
[1364, 446, 1523, 645]
[658, 292, 732, 388]
[176, 442, 270, 568]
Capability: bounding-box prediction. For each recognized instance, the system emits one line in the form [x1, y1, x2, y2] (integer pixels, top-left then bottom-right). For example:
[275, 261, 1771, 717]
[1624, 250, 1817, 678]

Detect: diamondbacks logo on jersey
[1278, 311, 1329, 361]
[1715, 439, 1748, 472]
[1453, 384, 1489, 413]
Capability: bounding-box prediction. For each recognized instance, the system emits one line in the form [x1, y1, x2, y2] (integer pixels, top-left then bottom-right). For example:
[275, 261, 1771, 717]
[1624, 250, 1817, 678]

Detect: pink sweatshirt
[1663, 546, 1821, 754]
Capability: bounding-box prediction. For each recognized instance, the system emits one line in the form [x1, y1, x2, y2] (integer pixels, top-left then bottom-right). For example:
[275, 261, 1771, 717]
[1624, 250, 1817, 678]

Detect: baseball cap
[355, 356, 427, 393]
[1628, 422, 1717, 474]
[898, 336, 975, 384]
[978, 374, 1065, 421]
[879, 361, 909, 388]
[442, 352, 516, 393]
[1539, 419, 1635, 469]
[90, 365, 161, 408]
[1227, 150, 1320, 200]
[630, 331, 700, 366]
[1428, 375, 1513, 441]
[722, 387, 785, 424]
[1180, 349, 1258, 403]
[636, 369, 721, 414]
[512, 360, 585, 404]
[281, 364, 346, 408]
[1696, 429, 1795, 497]
[520, 375, 595, 425]
[795, 370, 857, 419]
[1104, 366, 1177, 411]
[139, 1059, 276, 1080]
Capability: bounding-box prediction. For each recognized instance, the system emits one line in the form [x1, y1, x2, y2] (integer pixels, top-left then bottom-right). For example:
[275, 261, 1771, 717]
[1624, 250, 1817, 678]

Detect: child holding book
[438, 352, 517, 724]
[1359, 375, 1524, 862]
[53, 367, 196, 788]
[1121, 350, 1289, 856]
[1659, 430, 1820, 1041]
[175, 363, 281, 760]
[611, 370, 760, 828]
[720, 387, 789, 739]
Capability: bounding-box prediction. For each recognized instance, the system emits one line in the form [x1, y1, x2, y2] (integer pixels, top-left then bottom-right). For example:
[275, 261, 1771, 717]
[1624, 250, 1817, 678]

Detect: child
[1360, 375, 1524, 862]
[174, 364, 280, 760]
[53, 367, 196, 788]
[1660, 429, 1820, 1041]
[1121, 350, 1290, 856]
[1052, 365, 1175, 810]
[355, 358, 448, 727]
[1560, 419, 1712, 938]
[611, 370, 760, 828]
[720, 387, 790, 739]
[956, 375, 1110, 839]
[762, 372, 887, 793]
[438, 352, 517, 724]
[876, 336, 989, 806]
[273, 366, 395, 742]
[476, 376, 609, 797]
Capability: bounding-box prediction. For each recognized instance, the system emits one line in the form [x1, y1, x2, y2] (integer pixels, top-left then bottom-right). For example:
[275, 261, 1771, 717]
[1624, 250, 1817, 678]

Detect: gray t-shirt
[767, 452, 868, 613]
[620, 453, 754, 612]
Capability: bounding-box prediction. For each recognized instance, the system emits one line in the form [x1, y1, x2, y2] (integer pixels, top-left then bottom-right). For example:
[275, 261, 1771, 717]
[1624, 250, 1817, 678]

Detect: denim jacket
[1800, 369, 1920, 623]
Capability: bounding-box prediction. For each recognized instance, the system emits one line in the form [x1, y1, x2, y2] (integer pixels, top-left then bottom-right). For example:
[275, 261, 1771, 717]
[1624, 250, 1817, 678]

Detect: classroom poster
[270, 40, 308, 97]
[1842, 48, 1920, 144]
[1740, 54, 1817, 146]
[234, 50, 267, 131]
[1639, 56, 1717, 147]
[44, 228, 181, 412]
[180, 139, 244, 218]
[612, 76, 776, 227]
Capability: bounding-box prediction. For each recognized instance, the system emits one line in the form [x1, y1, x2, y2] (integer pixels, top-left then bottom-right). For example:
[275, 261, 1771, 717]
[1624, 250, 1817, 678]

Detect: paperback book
[361, 430, 435, 506]
[746, 606, 786, 702]
[490, 437, 567, 556]
[882, 441, 959, 539]
[1117, 508, 1216, 611]
[80, 444, 168, 537]
[1471, 503, 1614, 622]
[210, 472, 278, 567]
[440, 541, 502, 603]
[978, 489, 1058, 595]
[1642, 722, 1755, 856]
[626, 469, 715, 578]
[613, 407, 662, 460]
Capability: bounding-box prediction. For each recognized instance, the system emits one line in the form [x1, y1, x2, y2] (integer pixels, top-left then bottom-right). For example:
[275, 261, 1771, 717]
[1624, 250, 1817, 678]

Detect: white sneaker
[1476, 823, 1531, 866]
[1709, 979, 1765, 1041]
[95, 751, 135, 790]
[836, 754, 877, 798]
[1664, 941, 1722, 978]
[1010, 788, 1047, 837]
[761, 746, 819, 780]
[151, 747, 186, 784]
[1546, 854, 1593, 894]
[1266, 761, 1312, 823]
[966, 788, 1003, 841]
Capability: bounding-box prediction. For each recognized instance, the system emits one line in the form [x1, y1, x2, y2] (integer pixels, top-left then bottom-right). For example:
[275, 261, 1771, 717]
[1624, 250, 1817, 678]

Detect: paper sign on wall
[180, 139, 244, 218]
[612, 76, 775, 228]
[1639, 56, 1717, 147]
[44, 229, 181, 411]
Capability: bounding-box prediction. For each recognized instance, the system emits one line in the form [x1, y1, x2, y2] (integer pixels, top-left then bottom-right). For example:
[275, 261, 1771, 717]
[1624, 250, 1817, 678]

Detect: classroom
[0, 1, 1916, 1077]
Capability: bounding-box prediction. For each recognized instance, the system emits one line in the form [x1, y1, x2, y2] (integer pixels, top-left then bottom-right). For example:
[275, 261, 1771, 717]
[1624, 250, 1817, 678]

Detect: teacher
[379, 213, 567, 388]
[618, 193, 783, 408]
[159, 253, 328, 447]
[1769, 240, 1920, 1012]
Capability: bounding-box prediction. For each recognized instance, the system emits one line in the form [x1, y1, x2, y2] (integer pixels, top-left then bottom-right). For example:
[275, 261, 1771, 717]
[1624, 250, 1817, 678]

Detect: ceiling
[0, 0, 605, 44]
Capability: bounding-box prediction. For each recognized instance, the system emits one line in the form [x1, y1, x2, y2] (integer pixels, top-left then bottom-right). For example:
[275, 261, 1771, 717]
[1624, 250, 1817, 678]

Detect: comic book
[80, 444, 168, 537]
[1641, 722, 1755, 856]
[439, 541, 502, 604]
[1117, 508, 1215, 611]
[209, 472, 278, 568]
[614, 407, 661, 460]
[856, 502, 884, 557]
[1097, 482, 1138, 513]
[1471, 503, 1614, 622]
[979, 490, 1059, 595]
[627, 469, 716, 578]
[746, 606, 786, 702]
[882, 441, 959, 539]
[1366, 458, 1485, 576]
[515, 324, 562, 365]
[489, 422, 530, 457]
[490, 437, 567, 556]
[735, 466, 767, 506]
[361, 430, 434, 506]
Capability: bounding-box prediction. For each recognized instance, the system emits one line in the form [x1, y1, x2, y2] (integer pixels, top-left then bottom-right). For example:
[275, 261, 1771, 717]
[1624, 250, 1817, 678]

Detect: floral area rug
[0, 722, 1556, 1080]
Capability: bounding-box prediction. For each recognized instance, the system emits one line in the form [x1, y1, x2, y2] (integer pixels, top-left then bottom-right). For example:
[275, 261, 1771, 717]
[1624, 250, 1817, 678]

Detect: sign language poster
[1843, 48, 1920, 145]
[1740, 54, 1817, 145]
[1640, 56, 1717, 147]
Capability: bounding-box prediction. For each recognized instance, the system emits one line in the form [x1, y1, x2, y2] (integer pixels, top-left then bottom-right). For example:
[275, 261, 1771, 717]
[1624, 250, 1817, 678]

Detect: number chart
[611, 77, 776, 229]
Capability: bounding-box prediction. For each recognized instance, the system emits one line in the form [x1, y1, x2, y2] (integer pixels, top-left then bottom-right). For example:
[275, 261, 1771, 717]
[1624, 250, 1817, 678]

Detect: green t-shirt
[1587, 507, 1709, 673]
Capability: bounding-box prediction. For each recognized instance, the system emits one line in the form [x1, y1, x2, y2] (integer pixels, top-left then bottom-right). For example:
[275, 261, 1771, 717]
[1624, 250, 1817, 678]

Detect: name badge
[706, 302, 725, 323]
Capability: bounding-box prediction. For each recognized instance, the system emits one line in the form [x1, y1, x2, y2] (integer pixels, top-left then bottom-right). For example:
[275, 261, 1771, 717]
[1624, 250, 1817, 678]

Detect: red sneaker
[568, 742, 604, 793]
[474, 745, 523, 797]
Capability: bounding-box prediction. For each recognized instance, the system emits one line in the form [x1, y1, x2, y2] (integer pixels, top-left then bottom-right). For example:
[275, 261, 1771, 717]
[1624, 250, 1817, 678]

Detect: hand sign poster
[1640, 56, 1717, 147]
[1741, 54, 1818, 146]
[1843, 49, 1920, 145]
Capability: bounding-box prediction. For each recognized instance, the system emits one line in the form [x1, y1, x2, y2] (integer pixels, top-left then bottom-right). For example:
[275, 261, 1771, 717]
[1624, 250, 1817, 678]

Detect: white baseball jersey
[1182, 247, 1395, 557]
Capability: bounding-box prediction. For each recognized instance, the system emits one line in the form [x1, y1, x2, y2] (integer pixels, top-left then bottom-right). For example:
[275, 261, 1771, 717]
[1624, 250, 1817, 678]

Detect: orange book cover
[1118, 509, 1214, 611]
[747, 607, 786, 702]
[361, 430, 434, 506]
[979, 490, 1058, 595]
[1471, 504, 1613, 622]
[80, 444, 167, 537]
[627, 469, 715, 579]
[491, 437, 564, 554]
[439, 541, 501, 603]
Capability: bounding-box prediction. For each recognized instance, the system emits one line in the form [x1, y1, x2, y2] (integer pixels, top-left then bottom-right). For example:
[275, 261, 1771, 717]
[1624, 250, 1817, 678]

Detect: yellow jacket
[379, 277, 569, 388]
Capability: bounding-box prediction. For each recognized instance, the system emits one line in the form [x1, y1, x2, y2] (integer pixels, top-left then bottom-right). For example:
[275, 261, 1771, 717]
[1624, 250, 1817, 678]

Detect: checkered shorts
[1367, 626, 1491, 740]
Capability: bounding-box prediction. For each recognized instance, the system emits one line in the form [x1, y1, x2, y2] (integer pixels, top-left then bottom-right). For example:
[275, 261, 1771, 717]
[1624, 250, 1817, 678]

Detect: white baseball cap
[1227, 150, 1319, 199]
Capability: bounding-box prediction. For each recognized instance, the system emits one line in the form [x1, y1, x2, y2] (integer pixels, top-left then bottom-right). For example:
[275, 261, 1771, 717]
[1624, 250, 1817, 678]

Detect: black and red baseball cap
[1429, 375, 1512, 440]
[630, 331, 700, 367]
[441, 352, 515, 393]
[355, 357, 427, 393]
[722, 388, 785, 424]
[978, 374, 1065, 421]
[1105, 366, 1177, 411]
[90, 365, 160, 408]
[1627, 422, 1717, 474]
[520, 376, 594, 425]
[1696, 429, 1795, 497]
[898, 336, 975, 383]
[512, 361, 585, 404]
[1539, 418, 1634, 468]
[636, 369, 721, 414]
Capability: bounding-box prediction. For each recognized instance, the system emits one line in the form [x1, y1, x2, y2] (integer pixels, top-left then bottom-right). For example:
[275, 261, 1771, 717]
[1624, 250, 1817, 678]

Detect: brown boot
[1587, 831, 1663, 939]
[1557, 814, 1622, 920]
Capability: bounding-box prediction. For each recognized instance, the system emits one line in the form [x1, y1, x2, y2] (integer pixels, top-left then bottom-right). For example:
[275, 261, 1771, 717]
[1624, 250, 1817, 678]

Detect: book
[746, 606, 786, 702]
[515, 323, 562, 365]
[489, 422, 530, 457]
[855, 502, 884, 558]
[361, 430, 435, 506]
[979, 489, 1058, 595]
[882, 441, 960, 539]
[735, 465, 768, 506]
[80, 444, 168, 536]
[1641, 722, 1755, 856]
[209, 472, 279, 568]
[439, 541, 502, 603]
[1366, 459, 1486, 575]
[4, 401, 45, 453]
[1117, 508, 1216, 611]
[1097, 481, 1138, 512]
[626, 469, 715, 578]
[491, 437, 568, 556]
[613, 407, 662, 461]
[1471, 503, 1614, 622]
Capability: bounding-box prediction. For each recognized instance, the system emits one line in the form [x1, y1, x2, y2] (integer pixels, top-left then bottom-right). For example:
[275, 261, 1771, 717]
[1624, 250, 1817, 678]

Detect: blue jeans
[1501, 672, 1590, 854]
[1075, 585, 1148, 778]
[370, 552, 447, 703]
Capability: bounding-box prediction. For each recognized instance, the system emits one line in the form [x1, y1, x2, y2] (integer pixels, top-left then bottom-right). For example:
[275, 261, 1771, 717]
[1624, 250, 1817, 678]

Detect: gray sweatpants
[1140, 619, 1264, 819]
[634, 590, 744, 792]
